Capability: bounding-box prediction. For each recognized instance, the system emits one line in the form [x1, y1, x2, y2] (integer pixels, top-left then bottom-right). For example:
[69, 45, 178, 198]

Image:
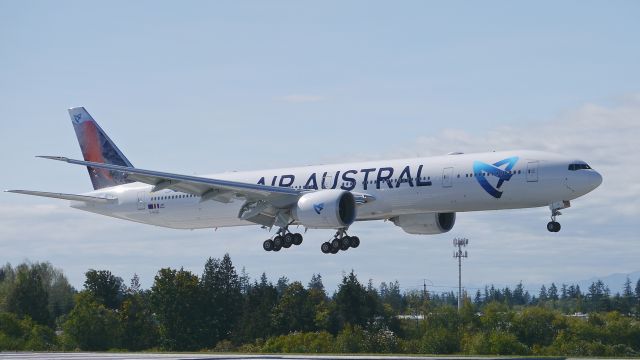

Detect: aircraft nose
[591, 170, 603, 189]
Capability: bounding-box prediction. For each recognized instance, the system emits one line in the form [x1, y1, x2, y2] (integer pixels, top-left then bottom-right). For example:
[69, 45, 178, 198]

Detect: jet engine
[292, 190, 356, 229]
[391, 212, 456, 234]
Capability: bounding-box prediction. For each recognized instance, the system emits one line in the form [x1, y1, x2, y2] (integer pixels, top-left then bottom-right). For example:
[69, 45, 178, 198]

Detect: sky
[1, 1, 639, 294]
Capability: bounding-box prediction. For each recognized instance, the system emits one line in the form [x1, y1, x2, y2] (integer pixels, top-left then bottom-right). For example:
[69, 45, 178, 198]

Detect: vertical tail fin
[68, 107, 134, 190]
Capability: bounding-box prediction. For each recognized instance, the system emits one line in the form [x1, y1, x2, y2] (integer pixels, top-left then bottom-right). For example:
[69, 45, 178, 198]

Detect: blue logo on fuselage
[313, 203, 324, 214]
[473, 157, 519, 198]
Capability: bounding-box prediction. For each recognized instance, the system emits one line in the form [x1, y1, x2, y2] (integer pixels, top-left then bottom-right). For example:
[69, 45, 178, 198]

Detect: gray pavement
[0, 353, 575, 360]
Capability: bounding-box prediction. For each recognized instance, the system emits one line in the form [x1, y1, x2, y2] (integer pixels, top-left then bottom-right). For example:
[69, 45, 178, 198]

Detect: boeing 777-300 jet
[7, 107, 603, 254]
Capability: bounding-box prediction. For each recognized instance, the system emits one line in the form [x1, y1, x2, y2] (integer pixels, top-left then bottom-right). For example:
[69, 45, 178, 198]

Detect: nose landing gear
[547, 201, 570, 233]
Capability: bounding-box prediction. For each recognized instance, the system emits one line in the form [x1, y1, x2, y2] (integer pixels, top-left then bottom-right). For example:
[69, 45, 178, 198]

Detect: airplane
[6, 107, 603, 254]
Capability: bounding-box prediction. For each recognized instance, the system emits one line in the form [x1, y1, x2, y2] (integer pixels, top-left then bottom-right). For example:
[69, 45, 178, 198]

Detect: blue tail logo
[313, 203, 325, 214]
[473, 156, 519, 198]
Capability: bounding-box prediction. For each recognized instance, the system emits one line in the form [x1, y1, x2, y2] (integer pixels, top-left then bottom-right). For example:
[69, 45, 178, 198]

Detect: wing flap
[5, 190, 117, 203]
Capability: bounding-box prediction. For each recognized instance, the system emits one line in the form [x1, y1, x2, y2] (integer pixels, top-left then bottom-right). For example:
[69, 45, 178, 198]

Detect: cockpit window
[568, 163, 592, 171]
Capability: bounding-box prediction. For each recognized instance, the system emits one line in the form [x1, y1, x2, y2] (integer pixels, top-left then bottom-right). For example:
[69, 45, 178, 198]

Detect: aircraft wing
[38, 156, 301, 207]
[5, 189, 117, 203]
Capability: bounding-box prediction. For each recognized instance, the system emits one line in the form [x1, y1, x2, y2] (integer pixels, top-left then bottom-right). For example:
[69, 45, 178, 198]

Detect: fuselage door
[527, 161, 539, 182]
[137, 192, 147, 210]
[442, 167, 453, 188]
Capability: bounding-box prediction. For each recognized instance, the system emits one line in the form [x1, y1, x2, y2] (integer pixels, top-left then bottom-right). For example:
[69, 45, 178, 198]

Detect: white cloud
[279, 94, 325, 103]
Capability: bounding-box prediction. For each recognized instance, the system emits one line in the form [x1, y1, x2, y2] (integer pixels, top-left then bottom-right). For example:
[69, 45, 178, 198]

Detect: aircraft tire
[331, 238, 341, 250]
[263, 239, 274, 251]
[293, 233, 303, 245]
[350, 236, 360, 248]
[321, 242, 331, 254]
[340, 237, 350, 251]
[273, 243, 282, 252]
[273, 235, 283, 248]
[283, 233, 293, 248]
[547, 221, 561, 232]
[330, 246, 339, 254]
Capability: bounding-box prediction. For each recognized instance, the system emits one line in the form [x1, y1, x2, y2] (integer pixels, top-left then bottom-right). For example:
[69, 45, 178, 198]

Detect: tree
[1, 262, 75, 324]
[62, 292, 120, 350]
[512, 306, 562, 347]
[7, 266, 51, 326]
[636, 278, 640, 315]
[273, 281, 315, 333]
[0, 312, 57, 350]
[200, 254, 242, 346]
[127, 273, 141, 295]
[587, 280, 611, 312]
[151, 267, 204, 351]
[334, 271, 377, 328]
[380, 281, 403, 313]
[84, 269, 124, 310]
[513, 282, 526, 305]
[233, 273, 279, 343]
[239, 267, 250, 294]
[308, 273, 325, 292]
[618, 276, 634, 314]
[119, 289, 158, 350]
[474, 290, 482, 305]
[276, 276, 290, 296]
[538, 285, 548, 302]
[548, 283, 559, 301]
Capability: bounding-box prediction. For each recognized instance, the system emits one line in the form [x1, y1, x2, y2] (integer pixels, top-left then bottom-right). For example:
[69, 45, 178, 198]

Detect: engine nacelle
[292, 190, 356, 229]
[391, 212, 456, 235]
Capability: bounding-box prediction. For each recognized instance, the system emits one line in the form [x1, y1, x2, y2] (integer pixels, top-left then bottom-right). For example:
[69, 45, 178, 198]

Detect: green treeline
[1, 257, 639, 356]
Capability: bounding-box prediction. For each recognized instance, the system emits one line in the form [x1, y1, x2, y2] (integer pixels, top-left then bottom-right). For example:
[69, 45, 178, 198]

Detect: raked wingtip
[36, 155, 69, 161]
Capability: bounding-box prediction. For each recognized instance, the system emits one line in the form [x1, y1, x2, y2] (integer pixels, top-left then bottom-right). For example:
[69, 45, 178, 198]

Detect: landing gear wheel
[321, 242, 331, 254]
[330, 246, 340, 254]
[293, 233, 303, 246]
[283, 233, 293, 248]
[331, 239, 341, 251]
[340, 236, 351, 251]
[350, 236, 360, 248]
[263, 239, 274, 251]
[547, 221, 561, 232]
[273, 235, 283, 248]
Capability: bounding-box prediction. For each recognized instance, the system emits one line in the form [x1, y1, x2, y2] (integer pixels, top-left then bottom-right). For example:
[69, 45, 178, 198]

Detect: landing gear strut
[321, 229, 360, 254]
[263, 227, 303, 252]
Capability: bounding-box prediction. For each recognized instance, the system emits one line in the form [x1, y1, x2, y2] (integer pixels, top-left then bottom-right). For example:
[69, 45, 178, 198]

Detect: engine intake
[391, 212, 456, 235]
[292, 190, 356, 229]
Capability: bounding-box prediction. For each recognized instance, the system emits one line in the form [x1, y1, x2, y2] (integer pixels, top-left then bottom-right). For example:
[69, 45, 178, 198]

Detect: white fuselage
[70, 150, 602, 230]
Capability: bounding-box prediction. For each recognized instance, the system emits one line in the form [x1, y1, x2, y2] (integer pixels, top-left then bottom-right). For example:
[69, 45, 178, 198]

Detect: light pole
[453, 237, 469, 311]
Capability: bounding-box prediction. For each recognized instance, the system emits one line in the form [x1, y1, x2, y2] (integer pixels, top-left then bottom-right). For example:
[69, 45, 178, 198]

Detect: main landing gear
[547, 201, 570, 233]
[321, 229, 360, 254]
[263, 227, 303, 252]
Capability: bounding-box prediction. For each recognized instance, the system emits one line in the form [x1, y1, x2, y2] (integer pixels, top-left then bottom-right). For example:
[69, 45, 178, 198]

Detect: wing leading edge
[37, 156, 301, 207]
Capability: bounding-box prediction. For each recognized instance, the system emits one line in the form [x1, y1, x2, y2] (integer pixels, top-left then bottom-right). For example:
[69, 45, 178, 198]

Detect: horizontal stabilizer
[5, 190, 117, 204]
